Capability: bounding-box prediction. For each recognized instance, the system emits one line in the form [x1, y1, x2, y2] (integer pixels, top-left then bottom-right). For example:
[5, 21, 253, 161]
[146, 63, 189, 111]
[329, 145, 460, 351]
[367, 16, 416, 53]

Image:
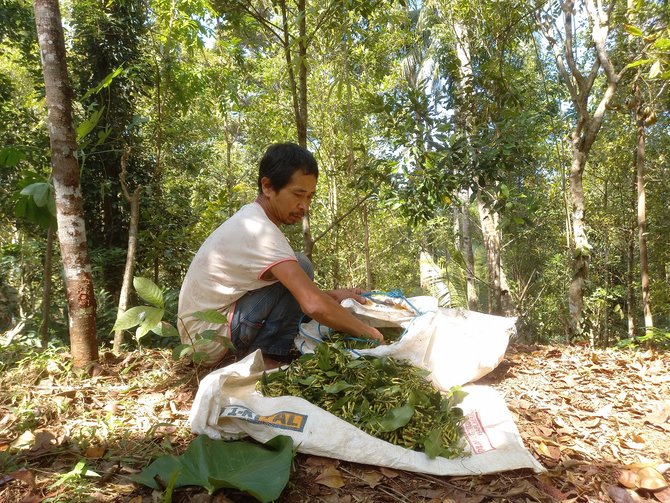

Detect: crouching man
[178, 142, 384, 368]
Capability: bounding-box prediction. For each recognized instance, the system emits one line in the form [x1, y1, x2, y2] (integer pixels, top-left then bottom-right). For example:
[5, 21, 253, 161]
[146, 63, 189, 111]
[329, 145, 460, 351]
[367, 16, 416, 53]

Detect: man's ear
[260, 176, 274, 196]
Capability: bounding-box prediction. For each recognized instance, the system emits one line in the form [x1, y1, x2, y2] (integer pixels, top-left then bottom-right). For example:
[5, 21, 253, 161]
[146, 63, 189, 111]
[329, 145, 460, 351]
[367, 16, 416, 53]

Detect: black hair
[257, 142, 318, 193]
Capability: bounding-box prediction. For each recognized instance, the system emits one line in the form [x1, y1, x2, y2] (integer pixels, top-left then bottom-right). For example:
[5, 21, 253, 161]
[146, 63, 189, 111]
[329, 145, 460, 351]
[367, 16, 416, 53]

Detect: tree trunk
[113, 148, 141, 353]
[39, 225, 54, 348]
[539, 0, 621, 340]
[452, 22, 478, 311]
[476, 188, 514, 315]
[34, 0, 98, 368]
[458, 189, 478, 311]
[567, 144, 589, 339]
[626, 223, 636, 338]
[634, 84, 653, 331]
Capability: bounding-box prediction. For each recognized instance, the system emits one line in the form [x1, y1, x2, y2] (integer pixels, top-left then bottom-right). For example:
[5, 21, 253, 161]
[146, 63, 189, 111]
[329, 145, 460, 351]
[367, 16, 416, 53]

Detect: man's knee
[295, 252, 314, 280]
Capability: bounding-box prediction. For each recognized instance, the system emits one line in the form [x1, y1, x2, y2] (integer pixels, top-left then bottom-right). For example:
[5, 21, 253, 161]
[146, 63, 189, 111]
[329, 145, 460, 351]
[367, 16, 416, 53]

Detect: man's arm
[271, 260, 384, 343]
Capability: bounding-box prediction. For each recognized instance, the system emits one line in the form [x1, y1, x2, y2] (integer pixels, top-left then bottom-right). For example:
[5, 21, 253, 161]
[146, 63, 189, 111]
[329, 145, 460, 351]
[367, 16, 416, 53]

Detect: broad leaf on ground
[131, 435, 294, 502]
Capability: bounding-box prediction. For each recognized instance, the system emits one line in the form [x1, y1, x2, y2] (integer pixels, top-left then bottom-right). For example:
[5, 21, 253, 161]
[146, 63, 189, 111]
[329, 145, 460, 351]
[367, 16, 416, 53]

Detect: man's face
[261, 171, 317, 226]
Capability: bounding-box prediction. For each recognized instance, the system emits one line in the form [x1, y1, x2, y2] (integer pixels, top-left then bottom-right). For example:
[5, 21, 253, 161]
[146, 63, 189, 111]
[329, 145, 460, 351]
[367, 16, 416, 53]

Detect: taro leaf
[191, 309, 228, 324]
[131, 435, 294, 502]
[133, 277, 164, 308]
[376, 404, 414, 432]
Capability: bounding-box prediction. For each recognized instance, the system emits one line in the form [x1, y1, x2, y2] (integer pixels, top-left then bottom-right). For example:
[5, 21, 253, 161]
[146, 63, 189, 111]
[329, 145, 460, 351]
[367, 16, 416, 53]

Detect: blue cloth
[230, 253, 313, 357]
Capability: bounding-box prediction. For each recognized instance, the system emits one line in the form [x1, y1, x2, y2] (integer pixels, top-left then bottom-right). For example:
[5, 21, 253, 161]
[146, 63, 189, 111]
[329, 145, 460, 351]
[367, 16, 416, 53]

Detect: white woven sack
[189, 351, 545, 476]
[295, 295, 517, 390]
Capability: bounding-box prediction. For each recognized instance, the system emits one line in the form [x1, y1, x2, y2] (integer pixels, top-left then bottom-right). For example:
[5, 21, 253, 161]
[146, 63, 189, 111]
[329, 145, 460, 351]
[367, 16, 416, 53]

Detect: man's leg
[230, 253, 313, 359]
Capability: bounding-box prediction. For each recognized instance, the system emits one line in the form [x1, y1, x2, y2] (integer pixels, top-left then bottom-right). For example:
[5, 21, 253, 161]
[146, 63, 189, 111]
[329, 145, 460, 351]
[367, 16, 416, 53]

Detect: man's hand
[364, 326, 385, 344]
[327, 288, 368, 304]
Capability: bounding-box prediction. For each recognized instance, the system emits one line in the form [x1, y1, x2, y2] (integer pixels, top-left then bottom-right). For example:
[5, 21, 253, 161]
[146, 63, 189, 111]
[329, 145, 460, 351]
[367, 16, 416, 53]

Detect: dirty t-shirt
[177, 201, 297, 362]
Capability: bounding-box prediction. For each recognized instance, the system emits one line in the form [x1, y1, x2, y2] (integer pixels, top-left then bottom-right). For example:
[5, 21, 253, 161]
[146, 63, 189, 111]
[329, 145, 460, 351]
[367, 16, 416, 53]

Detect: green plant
[259, 343, 467, 459]
[617, 328, 670, 350]
[132, 434, 294, 502]
[112, 277, 234, 363]
[112, 277, 177, 341]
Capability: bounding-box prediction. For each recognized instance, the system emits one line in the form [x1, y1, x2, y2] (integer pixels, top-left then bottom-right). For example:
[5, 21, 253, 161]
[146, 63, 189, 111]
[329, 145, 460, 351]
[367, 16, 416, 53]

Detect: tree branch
[313, 191, 374, 244]
[562, 0, 586, 91]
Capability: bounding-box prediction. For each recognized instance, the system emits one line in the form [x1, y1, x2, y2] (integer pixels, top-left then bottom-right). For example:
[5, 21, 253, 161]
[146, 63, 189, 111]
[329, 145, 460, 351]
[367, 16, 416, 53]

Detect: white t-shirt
[177, 202, 297, 361]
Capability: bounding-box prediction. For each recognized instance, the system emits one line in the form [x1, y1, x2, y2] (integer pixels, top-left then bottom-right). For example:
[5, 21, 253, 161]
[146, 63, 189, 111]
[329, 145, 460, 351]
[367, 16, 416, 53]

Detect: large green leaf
[375, 404, 414, 432]
[133, 277, 164, 308]
[191, 309, 228, 324]
[20, 182, 51, 207]
[131, 435, 294, 502]
[112, 306, 162, 332]
[76, 107, 104, 142]
[0, 147, 26, 167]
[135, 307, 165, 339]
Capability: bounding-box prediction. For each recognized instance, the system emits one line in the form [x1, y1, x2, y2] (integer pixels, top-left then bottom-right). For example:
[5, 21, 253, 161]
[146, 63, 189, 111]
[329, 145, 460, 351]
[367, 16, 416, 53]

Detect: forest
[1, 0, 669, 361]
[1, 0, 670, 501]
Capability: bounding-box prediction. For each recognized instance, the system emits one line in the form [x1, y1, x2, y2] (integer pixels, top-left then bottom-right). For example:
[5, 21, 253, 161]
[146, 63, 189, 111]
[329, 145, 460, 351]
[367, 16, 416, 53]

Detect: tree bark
[458, 189, 478, 311]
[39, 225, 54, 348]
[634, 84, 653, 331]
[34, 0, 98, 367]
[476, 188, 514, 315]
[539, 0, 621, 340]
[113, 148, 141, 353]
[452, 21, 478, 311]
[626, 222, 637, 338]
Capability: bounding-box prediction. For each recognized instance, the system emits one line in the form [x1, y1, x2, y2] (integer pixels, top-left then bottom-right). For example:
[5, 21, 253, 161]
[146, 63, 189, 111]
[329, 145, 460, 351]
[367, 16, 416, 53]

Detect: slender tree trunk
[626, 223, 637, 338]
[362, 203, 372, 290]
[34, 0, 98, 367]
[539, 0, 621, 340]
[458, 189, 478, 311]
[153, 64, 163, 284]
[39, 225, 54, 347]
[452, 22, 478, 311]
[567, 143, 590, 339]
[634, 84, 653, 331]
[113, 148, 141, 353]
[476, 188, 514, 315]
[602, 178, 609, 346]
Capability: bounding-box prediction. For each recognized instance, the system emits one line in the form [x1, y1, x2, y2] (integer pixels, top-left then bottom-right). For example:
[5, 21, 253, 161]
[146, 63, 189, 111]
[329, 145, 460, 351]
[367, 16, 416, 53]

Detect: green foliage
[15, 181, 56, 229]
[112, 277, 174, 342]
[259, 343, 467, 459]
[131, 435, 294, 502]
[617, 328, 670, 350]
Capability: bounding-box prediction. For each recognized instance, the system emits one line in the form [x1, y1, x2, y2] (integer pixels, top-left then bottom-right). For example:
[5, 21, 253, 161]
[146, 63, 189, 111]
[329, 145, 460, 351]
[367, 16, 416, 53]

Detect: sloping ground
[0, 343, 668, 502]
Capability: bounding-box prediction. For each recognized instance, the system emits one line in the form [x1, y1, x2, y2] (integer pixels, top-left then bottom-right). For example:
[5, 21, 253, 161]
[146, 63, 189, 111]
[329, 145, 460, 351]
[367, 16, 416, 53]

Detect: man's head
[257, 142, 318, 193]
[256, 143, 319, 226]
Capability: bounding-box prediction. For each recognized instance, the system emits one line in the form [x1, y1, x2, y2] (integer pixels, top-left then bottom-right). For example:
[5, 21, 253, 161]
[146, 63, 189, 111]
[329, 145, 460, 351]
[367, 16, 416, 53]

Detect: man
[178, 142, 384, 367]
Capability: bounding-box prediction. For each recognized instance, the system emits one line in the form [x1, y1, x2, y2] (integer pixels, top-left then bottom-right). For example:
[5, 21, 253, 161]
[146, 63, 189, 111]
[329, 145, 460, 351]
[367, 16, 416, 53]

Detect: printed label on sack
[462, 412, 494, 454]
[219, 405, 307, 432]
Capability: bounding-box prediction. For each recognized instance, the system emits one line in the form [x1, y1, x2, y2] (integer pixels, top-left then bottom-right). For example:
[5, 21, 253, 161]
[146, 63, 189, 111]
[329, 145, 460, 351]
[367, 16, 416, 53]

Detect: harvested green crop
[257, 342, 468, 459]
[323, 326, 404, 350]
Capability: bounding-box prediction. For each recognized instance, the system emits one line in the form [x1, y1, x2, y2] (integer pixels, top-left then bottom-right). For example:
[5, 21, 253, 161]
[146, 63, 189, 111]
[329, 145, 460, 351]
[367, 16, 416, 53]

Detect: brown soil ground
[1, 343, 669, 502]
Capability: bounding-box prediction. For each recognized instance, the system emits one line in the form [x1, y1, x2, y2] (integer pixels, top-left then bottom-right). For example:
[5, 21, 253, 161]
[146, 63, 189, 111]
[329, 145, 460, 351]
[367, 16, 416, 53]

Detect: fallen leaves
[2, 343, 670, 502]
[315, 467, 346, 489]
